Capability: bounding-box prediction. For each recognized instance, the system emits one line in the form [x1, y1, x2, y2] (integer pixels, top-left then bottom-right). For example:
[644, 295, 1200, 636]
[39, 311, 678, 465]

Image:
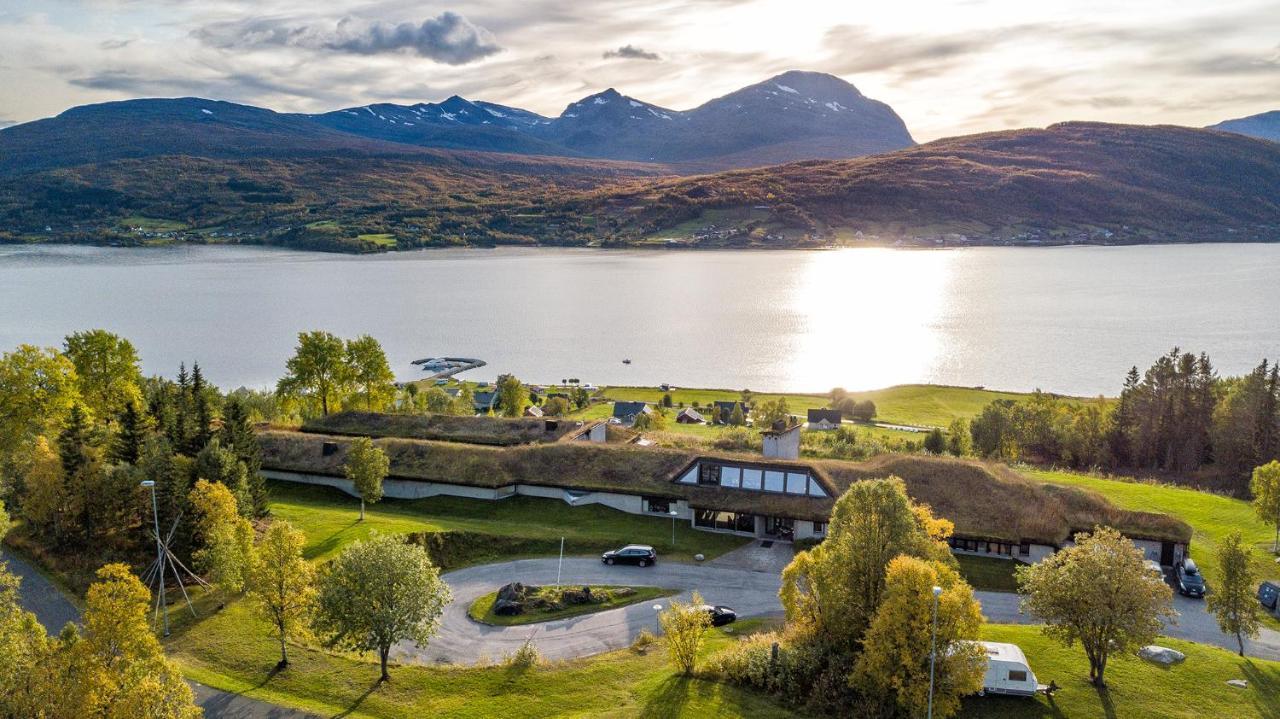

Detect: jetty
[410, 356, 486, 380]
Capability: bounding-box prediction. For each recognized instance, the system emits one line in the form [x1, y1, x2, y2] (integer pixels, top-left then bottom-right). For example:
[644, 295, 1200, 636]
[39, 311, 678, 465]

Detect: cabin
[473, 391, 499, 414]
[975, 642, 1040, 697]
[611, 401, 652, 426]
[807, 408, 843, 430]
[676, 407, 706, 424]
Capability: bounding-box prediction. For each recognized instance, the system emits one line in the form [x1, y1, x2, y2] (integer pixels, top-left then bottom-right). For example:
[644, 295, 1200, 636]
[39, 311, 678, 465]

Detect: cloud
[604, 44, 660, 61]
[194, 11, 502, 65]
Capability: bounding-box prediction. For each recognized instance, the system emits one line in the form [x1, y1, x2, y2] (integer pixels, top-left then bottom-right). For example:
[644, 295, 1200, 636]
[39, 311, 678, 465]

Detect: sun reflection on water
[786, 248, 956, 392]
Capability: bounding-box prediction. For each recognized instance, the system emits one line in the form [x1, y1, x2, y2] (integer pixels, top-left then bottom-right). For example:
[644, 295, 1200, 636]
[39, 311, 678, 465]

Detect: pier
[410, 356, 487, 380]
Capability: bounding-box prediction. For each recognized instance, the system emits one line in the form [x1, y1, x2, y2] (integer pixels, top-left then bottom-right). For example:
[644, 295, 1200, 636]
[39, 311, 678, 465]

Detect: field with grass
[468, 585, 677, 626]
[268, 480, 749, 564]
[963, 624, 1280, 718]
[955, 554, 1021, 592]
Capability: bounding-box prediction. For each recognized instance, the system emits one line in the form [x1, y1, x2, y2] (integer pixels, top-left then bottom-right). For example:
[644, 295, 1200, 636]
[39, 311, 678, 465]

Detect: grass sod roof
[298, 410, 593, 446]
[258, 430, 1190, 546]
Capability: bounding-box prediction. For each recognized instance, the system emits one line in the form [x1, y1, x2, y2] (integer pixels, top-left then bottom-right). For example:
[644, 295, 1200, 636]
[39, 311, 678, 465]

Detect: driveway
[409, 553, 1280, 665]
[1, 548, 316, 719]
[398, 556, 784, 664]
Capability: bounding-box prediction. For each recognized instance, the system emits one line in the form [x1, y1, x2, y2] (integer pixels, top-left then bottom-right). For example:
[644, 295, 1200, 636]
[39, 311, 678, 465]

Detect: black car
[602, 545, 657, 567]
[1175, 558, 1207, 598]
[700, 605, 737, 627]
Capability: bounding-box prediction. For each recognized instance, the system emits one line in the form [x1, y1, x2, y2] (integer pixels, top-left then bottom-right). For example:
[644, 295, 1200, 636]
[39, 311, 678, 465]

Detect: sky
[1, 0, 1277, 141]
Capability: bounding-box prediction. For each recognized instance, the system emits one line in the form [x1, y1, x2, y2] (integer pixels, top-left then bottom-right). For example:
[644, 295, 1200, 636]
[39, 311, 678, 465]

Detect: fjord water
[1, 244, 1277, 396]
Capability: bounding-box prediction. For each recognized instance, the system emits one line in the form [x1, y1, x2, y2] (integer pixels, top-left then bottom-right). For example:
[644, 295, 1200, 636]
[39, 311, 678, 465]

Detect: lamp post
[669, 508, 679, 547]
[556, 536, 565, 588]
[653, 603, 663, 634]
[928, 585, 942, 719]
[141, 479, 169, 636]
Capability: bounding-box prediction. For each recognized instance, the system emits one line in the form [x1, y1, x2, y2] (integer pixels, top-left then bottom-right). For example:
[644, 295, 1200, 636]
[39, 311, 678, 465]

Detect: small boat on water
[622, 358, 632, 364]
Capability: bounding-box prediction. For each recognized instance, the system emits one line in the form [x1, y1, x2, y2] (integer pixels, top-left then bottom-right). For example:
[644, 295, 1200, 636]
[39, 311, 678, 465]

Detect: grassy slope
[468, 585, 677, 626]
[964, 624, 1280, 718]
[268, 480, 748, 564]
[1025, 469, 1280, 588]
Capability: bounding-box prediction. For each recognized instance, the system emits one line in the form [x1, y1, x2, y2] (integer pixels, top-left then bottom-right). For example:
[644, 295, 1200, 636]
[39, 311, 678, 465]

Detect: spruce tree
[58, 404, 92, 479]
[220, 397, 267, 516]
[188, 362, 214, 454]
[110, 401, 147, 465]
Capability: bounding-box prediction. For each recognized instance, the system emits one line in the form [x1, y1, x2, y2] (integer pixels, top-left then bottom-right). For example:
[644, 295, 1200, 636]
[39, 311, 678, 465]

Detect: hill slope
[1209, 110, 1280, 142]
[581, 122, 1280, 245]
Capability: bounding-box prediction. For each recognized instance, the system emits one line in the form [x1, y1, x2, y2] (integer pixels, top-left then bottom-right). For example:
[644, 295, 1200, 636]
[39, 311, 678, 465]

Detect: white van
[975, 641, 1041, 697]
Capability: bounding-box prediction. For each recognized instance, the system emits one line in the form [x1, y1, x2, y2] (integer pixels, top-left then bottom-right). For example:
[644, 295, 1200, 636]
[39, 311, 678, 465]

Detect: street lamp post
[928, 585, 942, 719]
[556, 536, 565, 588]
[653, 603, 663, 634]
[669, 508, 678, 547]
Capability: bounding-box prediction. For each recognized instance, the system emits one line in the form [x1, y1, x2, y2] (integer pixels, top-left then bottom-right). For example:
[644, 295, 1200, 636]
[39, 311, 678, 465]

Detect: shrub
[503, 638, 542, 668]
[631, 628, 658, 653]
[713, 427, 759, 452]
[660, 592, 712, 675]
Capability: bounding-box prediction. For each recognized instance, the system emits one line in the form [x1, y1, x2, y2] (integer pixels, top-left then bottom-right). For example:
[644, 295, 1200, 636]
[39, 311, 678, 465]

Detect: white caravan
[976, 641, 1040, 697]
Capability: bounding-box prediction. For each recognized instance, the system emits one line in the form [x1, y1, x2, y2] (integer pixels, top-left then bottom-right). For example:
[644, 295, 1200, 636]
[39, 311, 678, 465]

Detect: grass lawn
[170, 604, 800, 719]
[596, 384, 1052, 430]
[955, 554, 1021, 592]
[962, 623, 1280, 718]
[267, 480, 749, 564]
[1024, 469, 1280, 588]
[357, 233, 397, 248]
[468, 585, 677, 626]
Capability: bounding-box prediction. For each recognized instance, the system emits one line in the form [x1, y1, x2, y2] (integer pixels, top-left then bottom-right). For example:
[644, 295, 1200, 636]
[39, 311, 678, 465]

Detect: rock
[493, 599, 524, 616]
[694, 553, 705, 562]
[614, 587, 636, 597]
[1137, 645, 1186, 666]
[1227, 679, 1248, 689]
[497, 582, 528, 604]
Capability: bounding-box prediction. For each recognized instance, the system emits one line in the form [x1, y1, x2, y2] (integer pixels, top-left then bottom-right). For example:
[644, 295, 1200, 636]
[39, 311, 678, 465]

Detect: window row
[685, 463, 828, 497]
[949, 537, 1031, 557]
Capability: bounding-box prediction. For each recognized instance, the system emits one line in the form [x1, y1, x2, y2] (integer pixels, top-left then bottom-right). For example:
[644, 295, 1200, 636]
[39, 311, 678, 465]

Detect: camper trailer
[976, 642, 1040, 697]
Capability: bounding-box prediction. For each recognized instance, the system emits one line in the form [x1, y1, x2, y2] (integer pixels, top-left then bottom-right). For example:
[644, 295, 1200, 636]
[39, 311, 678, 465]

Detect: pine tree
[188, 362, 214, 454]
[58, 404, 92, 479]
[220, 397, 267, 516]
[173, 363, 191, 451]
[109, 401, 147, 465]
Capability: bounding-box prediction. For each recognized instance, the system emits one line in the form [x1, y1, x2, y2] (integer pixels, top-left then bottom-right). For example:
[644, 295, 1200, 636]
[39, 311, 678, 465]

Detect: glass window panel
[720, 466, 741, 488]
[741, 468, 763, 490]
[807, 480, 828, 497]
[694, 510, 716, 528]
[764, 471, 785, 492]
[785, 472, 807, 494]
[736, 513, 755, 533]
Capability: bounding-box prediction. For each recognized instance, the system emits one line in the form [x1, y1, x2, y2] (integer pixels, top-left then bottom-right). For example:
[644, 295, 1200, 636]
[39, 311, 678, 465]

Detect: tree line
[941, 349, 1279, 494]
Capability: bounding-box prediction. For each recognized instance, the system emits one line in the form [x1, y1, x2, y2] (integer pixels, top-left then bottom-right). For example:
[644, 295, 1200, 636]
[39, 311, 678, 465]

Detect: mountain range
[1209, 111, 1280, 143]
[0, 71, 914, 176]
[0, 70, 1277, 251]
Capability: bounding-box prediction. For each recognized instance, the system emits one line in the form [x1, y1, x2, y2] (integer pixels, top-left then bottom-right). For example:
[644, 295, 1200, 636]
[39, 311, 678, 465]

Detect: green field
[357, 233, 397, 248]
[1025, 469, 1280, 591]
[955, 554, 1021, 592]
[468, 585, 677, 626]
[268, 480, 749, 564]
[118, 215, 191, 231]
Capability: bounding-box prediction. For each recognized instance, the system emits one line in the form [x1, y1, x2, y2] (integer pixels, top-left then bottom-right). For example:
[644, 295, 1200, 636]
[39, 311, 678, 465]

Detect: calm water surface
[1, 244, 1277, 396]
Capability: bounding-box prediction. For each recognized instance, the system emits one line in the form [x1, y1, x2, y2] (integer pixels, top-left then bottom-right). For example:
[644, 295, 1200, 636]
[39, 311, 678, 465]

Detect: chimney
[761, 419, 801, 460]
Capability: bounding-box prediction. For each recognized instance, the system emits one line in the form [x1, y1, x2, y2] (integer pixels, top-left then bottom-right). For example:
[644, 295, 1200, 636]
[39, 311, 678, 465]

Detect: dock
[410, 356, 487, 380]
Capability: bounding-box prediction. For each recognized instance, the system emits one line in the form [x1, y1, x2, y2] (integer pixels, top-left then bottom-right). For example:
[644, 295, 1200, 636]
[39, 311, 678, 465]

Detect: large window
[682, 461, 829, 498]
[764, 470, 785, 492]
[694, 509, 756, 534]
[785, 472, 808, 494]
[741, 468, 763, 490]
[720, 466, 742, 488]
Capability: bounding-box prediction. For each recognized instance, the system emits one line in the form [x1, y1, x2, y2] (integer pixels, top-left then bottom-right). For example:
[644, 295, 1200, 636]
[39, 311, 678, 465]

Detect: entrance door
[1160, 541, 1175, 567]
[765, 517, 794, 540]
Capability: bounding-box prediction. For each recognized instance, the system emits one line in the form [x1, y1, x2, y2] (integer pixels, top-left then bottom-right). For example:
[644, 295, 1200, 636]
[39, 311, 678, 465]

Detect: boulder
[493, 599, 524, 616]
[694, 553, 705, 562]
[1137, 645, 1186, 666]
[614, 587, 636, 597]
[497, 582, 528, 604]
[1227, 679, 1249, 689]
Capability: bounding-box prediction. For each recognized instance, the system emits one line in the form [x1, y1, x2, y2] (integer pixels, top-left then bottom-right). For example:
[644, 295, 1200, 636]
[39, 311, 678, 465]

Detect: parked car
[1175, 558, 1207, 597]
[602, 545, 657, 567]
[699, 605, 737, 627]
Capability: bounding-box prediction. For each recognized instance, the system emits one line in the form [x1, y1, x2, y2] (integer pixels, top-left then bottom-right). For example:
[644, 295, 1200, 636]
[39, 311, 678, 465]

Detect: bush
[503, 638, 542, 668]
[631, 628, 658, 653]
[713, 427, 759, 452]
[707, 633, 862, 713]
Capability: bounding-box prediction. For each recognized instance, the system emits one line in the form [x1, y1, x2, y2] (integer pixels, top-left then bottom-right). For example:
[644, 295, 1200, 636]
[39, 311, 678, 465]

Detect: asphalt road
[409, 554, 1280, 664]
[1, 548, 315, 719]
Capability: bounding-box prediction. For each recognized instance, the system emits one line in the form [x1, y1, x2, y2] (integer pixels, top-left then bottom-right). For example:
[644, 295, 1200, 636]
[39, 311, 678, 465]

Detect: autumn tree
[345, 334, 396, 411]
[542, 396, 571, 416]
[248, 520, 315, 669]
[1018, 526, 1174, 687]
[1252, 461, 1280, 552]
[190, 479, 255, 596]
[753, 397, 790, 429]
[1207, 531, 1261, 656]
[20, 436, 67, 542]
[68, 563, 201, 718]
[0, 344, 80, 463]
[853, 556, 985, 719]
[63, 330, 144, 423]
[0, 559, 49, 718]
[277, 330, 352, 416]
[344, 437, 388, 521]
[660, 592, 712, 675]
[780, 477, 954, 655]
[313, 534, 450, 682]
